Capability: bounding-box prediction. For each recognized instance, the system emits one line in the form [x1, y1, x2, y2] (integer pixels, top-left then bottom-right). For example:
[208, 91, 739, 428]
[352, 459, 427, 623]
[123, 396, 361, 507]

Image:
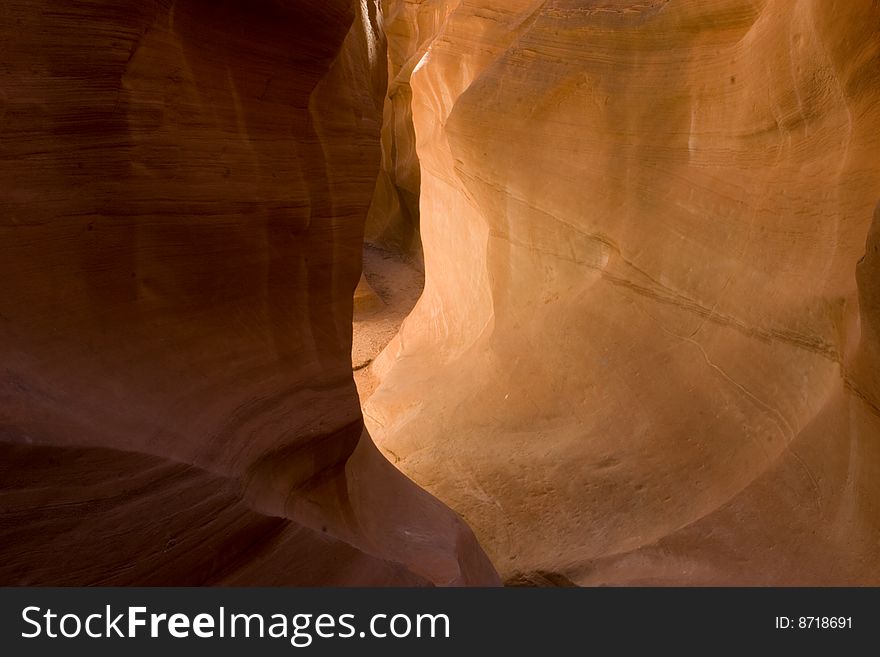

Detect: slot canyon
[1, 0, 879, 586]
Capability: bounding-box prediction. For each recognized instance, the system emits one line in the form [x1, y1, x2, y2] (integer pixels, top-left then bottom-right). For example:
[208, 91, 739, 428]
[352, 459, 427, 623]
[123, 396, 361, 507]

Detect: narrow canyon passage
[1, 0, 879, 589]
[352, 244, 424, 405]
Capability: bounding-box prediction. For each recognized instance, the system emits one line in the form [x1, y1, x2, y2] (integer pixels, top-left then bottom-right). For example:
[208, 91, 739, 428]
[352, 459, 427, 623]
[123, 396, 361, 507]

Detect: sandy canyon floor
[353, 244, 424, 404]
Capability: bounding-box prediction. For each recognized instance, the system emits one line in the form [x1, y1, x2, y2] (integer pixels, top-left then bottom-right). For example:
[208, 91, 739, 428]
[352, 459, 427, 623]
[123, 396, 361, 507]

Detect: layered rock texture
[367, 0, 880, 584]
[364, 0, 453, 257]
[0, 0, 498, 586]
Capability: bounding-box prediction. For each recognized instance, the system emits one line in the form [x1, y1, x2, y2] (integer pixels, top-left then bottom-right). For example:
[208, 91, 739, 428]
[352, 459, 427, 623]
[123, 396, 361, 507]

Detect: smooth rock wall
[0, 0, 498, 586]
[368, 0, 880, 585]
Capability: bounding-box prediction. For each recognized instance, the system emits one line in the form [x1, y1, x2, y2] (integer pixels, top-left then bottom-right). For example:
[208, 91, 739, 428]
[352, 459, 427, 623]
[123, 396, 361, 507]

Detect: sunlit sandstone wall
[364, 0, 457, 257]
[368, 0, 880, 584]
[0, 0, 498, 586]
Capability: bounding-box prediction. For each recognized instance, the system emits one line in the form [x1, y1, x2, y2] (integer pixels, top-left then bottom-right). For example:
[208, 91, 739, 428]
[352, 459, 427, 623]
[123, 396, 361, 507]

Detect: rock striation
[368, 0, 880, 584]
[364, 0, 456, 258]
[0, 0, 498, 586]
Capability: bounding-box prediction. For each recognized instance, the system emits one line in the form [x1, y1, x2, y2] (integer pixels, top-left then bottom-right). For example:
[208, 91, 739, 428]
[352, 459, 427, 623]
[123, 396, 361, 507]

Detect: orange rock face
[365, 0, 461, 258]
[0, 1, 498, 586]
[368, 0, 880, 584]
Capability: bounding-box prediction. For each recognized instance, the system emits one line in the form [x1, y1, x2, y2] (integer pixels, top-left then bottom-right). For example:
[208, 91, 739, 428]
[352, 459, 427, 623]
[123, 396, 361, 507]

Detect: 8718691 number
[775, 617, 852, 629]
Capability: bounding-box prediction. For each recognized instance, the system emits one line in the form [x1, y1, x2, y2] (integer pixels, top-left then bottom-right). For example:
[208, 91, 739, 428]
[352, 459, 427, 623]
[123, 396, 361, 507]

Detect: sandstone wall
[368, 0, 880, 585]
[0, 0, 497, 586]
[364, 0, 457, 257]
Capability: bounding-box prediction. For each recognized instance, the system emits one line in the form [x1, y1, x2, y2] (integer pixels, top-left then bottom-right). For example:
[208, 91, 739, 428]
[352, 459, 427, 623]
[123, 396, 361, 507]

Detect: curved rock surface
[368, 0, 880, 584]
[0, 0, 498, 586]
[364, 0, 456, 257]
